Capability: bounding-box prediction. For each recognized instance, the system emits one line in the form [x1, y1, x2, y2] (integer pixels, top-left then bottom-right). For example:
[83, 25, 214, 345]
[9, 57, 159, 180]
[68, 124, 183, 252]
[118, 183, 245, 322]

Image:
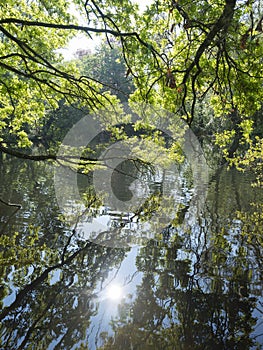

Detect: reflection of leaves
[133, 193, 162, 222]
[0, 226, 46, 285]
[1, 144, 263, 349]
[97, 186, 263, 350]
[1, 235, 127, 349]
[0, 159, 129, 349]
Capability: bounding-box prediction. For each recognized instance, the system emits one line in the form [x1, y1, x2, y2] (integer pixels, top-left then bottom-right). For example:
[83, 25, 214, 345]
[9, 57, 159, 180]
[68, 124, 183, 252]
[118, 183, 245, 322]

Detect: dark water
[0, 156, 263, 349]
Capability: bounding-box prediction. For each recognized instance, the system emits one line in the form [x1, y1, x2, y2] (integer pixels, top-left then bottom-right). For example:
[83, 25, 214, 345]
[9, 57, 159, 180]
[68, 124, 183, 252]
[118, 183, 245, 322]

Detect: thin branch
[0, 240, 93, 322]
[0, 198, 21, 208]
[0, 18, 164, 61]
[182, 0, 237, 86]
[0, 25, 116, 108]
[0, 143, 97, 163]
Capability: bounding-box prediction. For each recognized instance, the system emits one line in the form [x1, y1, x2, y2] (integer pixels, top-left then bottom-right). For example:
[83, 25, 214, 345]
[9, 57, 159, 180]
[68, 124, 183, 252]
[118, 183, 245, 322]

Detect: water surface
[0, 157, 262, 349]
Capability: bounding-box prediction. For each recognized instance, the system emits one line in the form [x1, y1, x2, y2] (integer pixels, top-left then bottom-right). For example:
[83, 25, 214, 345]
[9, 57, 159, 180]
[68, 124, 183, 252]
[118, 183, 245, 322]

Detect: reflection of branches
[16, 287, 63, 350]
[95, 309, 106, 349]
[137, 313, 167, 348]
[0, 240, 92, 322]
[0, 198, 21, 235]
[100, 263, 123, 292]
[123, 270, 140, 287]
[0, 197, 21, 208]
[61, 230, 77, 264]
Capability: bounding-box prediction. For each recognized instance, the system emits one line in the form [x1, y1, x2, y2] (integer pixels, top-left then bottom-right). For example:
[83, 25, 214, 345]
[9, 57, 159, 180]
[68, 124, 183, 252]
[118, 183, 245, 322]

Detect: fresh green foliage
[0, 0, 262, 171]
[0, 0, 113, 148]
[1, 2, 263, 348]
[78, 40, 135, 101]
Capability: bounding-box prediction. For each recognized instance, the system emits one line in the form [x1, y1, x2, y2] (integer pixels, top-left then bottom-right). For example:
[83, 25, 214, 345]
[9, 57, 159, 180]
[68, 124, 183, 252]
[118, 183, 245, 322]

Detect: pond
[0, 155, 263, 349]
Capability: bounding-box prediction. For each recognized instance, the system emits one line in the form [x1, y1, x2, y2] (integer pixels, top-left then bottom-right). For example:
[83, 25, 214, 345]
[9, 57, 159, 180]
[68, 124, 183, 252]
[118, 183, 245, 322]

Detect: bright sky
[60, 0, 153, 60]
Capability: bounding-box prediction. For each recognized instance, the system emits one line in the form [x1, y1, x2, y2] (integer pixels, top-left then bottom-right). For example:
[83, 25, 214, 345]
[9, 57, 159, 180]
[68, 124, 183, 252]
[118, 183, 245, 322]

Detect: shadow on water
[0, 157, 262, 349]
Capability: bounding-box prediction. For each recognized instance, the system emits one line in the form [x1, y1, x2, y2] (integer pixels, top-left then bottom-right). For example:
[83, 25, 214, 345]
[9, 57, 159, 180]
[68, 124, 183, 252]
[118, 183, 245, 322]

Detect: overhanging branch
[0, 143, 98, 163]
[181, 0, 237, 123]
[0, 17, 163, 61]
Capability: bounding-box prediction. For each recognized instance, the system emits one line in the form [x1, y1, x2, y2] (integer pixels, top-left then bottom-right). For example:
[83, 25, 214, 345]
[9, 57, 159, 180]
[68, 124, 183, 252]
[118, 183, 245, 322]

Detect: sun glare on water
[106, 284, 123, 301]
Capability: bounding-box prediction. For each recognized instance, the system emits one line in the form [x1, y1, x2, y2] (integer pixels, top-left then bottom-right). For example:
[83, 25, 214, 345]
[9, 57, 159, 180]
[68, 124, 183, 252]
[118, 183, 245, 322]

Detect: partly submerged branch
[0, 197, 21, 208]
[0, 143, 98, 164]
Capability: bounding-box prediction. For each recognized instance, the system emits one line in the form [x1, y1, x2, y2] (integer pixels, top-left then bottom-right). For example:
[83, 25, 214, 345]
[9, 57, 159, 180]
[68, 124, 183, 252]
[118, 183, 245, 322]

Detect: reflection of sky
[3, 267, 18, 307]
[75, 164, 194, 247]
[3, 266, 34, 307]
[79, 209, 154, 248]
[84, 246, 142, 350]
[252, 297, 263, 348]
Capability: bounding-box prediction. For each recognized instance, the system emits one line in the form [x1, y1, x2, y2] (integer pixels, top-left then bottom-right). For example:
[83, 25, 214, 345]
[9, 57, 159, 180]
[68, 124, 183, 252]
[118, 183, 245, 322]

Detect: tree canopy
[0, 1, 263, 348]
[0, 0, 262, 168]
